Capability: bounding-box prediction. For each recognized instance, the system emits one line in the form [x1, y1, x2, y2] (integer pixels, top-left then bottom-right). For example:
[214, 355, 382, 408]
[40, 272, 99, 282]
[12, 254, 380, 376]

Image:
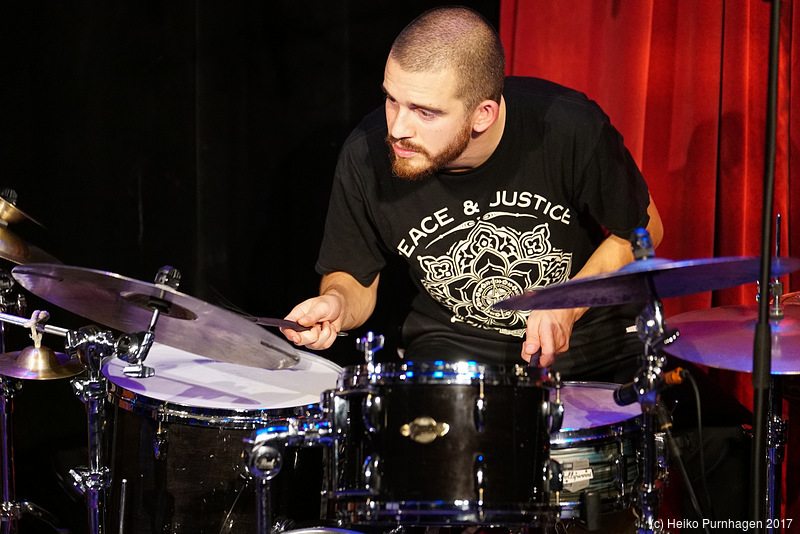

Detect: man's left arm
[522, 194, 663, 366]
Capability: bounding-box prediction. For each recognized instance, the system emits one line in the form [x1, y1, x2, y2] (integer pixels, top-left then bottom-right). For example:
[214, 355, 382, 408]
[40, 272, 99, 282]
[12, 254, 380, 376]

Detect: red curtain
[500, 0, 797, 523]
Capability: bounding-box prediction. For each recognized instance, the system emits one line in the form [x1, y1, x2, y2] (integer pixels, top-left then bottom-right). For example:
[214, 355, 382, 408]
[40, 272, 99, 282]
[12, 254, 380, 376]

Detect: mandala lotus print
[418, 220, 571, 335]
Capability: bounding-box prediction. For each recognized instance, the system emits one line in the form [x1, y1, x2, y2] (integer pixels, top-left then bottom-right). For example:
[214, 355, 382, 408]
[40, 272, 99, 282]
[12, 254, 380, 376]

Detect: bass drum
[549, 381, 644, 520]
[327, 360, 560, 527]
[103, 343, 341, 534]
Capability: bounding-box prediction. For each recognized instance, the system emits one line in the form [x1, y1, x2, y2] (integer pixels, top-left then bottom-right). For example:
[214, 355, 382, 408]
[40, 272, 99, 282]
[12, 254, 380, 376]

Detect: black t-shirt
[316, 77, 651, 380]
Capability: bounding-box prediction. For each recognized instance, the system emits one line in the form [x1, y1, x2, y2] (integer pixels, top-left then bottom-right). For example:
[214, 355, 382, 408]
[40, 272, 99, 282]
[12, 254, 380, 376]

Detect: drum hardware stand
[65, 325, 118, 534]
[761, 279, 788, 533]
[114, 266, 182, 379]
[614, 229, 682, 534]
[356, 331, 384, 372]
[246, 332, 385, 534]
[0, 273, 66, 534]
[246, 412, 334, 534]
[756, 215, 788, 532]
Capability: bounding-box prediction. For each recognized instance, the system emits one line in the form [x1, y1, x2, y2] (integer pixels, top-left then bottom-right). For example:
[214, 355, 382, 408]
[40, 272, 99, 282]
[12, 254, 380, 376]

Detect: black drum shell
[105, 396, 325, 534]
[328, 361, 557, 526]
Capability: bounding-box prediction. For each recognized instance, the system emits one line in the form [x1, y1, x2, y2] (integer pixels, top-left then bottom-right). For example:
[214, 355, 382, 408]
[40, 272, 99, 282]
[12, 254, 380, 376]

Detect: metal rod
[752, 0, 781, 526]
[0, 322, 15, 534]
[0, 312, 69, 338]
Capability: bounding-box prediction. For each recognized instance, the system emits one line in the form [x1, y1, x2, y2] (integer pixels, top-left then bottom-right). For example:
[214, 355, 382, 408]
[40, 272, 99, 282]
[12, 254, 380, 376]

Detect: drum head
[555, 381, 641, 432]
[103, 342, 341, 411]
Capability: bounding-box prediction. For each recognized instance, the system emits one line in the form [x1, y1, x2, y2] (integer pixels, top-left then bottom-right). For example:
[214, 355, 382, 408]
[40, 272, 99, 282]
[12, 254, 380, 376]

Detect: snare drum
[103, 343, 341, 534]
[549, 382, 643, 519]
[327, 360, 560, 527]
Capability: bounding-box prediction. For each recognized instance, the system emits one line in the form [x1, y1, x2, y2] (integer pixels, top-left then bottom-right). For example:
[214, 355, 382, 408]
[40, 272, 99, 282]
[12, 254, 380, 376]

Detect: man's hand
[521, 308, 582, 367]
[281, 294, 344, 350]
[280, 271, 380, 351]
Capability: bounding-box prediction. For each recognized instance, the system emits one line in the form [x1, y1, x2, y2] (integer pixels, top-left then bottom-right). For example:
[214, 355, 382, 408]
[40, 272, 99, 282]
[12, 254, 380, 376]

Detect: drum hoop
[337, 360, 558, 389]
[551, 381, 642, 444]
[107, 381, 319, 429]
[336, 499, 556, 525]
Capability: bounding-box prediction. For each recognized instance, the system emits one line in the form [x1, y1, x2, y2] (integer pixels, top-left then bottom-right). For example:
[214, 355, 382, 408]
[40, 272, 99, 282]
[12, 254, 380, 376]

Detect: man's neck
[447, 96, 507, 172]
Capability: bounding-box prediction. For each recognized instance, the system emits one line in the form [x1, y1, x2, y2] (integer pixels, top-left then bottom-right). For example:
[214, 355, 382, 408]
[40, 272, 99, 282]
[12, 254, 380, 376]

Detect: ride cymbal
[665, 305, 800, 375]
[10, 264, 300, 370]
[494, 256, 800, 311]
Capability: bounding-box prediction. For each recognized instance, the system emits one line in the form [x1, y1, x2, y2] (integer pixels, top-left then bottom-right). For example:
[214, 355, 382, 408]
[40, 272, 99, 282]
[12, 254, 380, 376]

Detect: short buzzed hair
[390, 6, 506, 114]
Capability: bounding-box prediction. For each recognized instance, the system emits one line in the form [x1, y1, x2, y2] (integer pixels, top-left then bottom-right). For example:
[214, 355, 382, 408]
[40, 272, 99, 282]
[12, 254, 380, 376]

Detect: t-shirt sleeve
[572, 108, 651, 239]
[315, 134, 386, 287]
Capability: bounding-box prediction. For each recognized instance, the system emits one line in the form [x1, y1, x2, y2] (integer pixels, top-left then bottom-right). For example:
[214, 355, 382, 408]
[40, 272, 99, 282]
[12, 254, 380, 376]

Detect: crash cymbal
[0, 346, 84, 380]
[0, 193, 45, 227]
[0, 226, 61, 265]
[494, 256, 800, 311]
[665, 305, 800, 375]
[10, 264, 300, 370]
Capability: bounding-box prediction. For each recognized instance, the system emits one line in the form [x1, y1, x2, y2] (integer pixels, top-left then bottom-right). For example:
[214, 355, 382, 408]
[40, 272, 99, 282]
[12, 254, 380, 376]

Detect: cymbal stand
[625, 231, 679, 534]
[0, 272, 64, 534]
[66, 326, 117, 534]
[763, 275, 787, 531]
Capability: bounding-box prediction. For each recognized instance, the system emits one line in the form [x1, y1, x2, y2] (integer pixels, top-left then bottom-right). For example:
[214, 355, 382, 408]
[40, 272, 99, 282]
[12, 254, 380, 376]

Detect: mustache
[385, 135, 427, 155]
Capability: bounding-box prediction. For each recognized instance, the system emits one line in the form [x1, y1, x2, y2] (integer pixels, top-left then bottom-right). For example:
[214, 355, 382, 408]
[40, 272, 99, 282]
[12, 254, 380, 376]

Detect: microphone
[613, 379, 640, 407]
[613, 367, 686, 406]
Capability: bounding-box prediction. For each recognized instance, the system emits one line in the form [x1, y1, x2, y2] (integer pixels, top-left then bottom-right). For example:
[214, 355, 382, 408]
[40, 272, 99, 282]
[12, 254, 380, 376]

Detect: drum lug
[154, 423, 168, 460]
[614, 449, 626, 494]
[547, 459, 564, 494]
[362, 394, 382, 434]
[473, 373, 486, 432]
[545, 399, 564, 433]
[473, 396, 486, 432]
[654, 431, 668, 470]
[474, 454, 486, 517]
[362, 454, 381, 492]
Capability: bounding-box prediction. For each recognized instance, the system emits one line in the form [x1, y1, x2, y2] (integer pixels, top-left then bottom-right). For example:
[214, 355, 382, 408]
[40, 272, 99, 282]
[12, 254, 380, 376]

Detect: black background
[0, 2, 500, 532]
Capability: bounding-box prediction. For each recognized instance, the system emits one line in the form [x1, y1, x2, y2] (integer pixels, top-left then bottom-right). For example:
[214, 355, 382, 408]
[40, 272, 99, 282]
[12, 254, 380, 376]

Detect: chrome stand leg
[67, 327, 115, 534]
[766, 376, 787, 533]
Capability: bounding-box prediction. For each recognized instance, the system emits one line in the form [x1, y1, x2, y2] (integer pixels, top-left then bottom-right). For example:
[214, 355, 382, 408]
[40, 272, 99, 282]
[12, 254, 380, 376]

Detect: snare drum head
[103, 343, 341, 410]
[555, 381, 641, 432]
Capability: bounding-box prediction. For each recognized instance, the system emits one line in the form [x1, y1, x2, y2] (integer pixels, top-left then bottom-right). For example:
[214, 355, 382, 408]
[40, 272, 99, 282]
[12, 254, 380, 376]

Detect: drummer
[281, 5, 662, 385]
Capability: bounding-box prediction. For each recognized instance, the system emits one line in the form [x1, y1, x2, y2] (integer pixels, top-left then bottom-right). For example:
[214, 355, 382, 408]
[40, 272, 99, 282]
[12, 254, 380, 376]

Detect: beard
[386, 121, 473, 180]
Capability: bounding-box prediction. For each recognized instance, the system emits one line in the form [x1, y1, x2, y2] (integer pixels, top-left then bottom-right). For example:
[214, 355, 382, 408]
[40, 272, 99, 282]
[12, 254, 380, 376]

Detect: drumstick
[528, 348, 542, 367]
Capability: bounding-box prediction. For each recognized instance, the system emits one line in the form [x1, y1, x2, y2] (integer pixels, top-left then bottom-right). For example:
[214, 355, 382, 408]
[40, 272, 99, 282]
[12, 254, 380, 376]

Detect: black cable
[657, 401, 711, 534]
[683, 370, 716, 522]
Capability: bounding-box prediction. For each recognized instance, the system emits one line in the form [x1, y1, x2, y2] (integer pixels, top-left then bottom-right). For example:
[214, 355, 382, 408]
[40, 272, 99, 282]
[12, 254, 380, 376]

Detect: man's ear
[471, 99, 501, 133]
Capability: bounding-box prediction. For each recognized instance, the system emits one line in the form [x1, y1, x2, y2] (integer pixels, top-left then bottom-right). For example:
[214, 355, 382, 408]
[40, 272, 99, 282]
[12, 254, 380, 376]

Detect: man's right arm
[281, 271, 379, 350]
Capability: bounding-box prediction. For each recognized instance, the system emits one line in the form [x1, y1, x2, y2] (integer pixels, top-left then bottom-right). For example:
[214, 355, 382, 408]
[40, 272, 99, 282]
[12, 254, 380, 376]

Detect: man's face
[383, 57, 474, 180]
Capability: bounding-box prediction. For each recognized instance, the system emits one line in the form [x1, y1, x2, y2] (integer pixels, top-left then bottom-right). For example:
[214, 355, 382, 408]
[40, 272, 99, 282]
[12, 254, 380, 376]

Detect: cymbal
[665, 305, 800, 375]
[10, 264, 300, 370]
[0, 195, 45, 227]
[0, 226, 61, 265]
[0, 346, 85, 380]
[494, 256, 800, 311]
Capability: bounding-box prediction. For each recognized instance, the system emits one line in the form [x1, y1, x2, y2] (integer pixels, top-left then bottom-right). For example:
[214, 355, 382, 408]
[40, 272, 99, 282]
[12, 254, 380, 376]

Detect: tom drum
[103, 343, 341, 534]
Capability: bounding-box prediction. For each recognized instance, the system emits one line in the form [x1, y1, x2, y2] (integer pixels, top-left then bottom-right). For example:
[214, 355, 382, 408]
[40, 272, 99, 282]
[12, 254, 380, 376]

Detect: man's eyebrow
[381, 85, 446, 115]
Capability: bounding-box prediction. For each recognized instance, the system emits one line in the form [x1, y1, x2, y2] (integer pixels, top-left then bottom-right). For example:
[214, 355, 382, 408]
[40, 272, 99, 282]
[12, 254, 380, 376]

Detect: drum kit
[0, 198, 798, 534]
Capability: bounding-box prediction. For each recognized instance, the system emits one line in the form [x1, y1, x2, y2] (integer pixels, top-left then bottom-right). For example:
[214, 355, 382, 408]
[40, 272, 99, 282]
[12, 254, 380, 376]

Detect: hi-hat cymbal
[0, 226, 61, 265]
[665, 305, 800, 375]
[0, 346, 85, 380]
[10, 264, 300, 370]
[494, 256, 800, 311]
